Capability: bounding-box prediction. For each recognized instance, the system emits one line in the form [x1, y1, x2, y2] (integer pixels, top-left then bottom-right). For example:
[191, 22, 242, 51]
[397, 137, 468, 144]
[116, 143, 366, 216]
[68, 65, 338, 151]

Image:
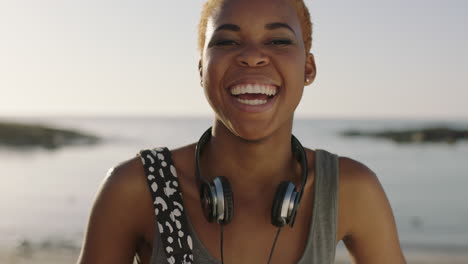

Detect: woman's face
[201, 0, 315, 140]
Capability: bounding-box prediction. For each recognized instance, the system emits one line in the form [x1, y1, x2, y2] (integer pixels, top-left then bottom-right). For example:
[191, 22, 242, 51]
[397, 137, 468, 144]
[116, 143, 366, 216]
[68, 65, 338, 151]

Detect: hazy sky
[1, 0, 467, 119]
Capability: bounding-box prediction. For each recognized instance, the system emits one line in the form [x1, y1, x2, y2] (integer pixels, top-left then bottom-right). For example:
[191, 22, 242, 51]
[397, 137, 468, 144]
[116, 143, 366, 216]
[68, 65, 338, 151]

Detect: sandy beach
[334, 248, 468, 264]
[1, 243, 467, 264]
[0, 247, 79, 264]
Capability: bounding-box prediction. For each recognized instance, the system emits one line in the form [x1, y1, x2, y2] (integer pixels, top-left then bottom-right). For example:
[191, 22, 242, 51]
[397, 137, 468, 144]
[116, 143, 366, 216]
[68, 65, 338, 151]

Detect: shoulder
[105, 155, 147, 192]
[335, 155, 384, 240]
[335, 156, 406, 263]
[98, 155, 151, 212]
[338, 156, 380, 192]
[92, 155, 153, 235]
[337, 156, 386, 225]
[77, 155, 155, 263]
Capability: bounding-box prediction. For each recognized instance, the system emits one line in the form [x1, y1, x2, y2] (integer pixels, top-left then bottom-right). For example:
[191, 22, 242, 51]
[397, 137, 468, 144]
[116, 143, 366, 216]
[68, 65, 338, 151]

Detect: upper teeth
[230, 84, 277, 96]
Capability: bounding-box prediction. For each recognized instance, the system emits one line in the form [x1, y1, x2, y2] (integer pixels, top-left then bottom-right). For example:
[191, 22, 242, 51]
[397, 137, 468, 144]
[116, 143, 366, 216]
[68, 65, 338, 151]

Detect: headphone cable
[267, 227, 282, 264]
[220, 225, 225, 264]
[219, 226, 282, 264]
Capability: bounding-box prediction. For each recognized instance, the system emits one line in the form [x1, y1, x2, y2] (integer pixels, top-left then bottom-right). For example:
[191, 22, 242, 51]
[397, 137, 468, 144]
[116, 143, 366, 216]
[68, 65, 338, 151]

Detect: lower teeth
[237, 98, 267, 105]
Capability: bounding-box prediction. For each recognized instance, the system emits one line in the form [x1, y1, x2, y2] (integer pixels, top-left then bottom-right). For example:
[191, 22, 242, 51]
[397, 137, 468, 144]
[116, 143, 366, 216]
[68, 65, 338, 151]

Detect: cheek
[291, 52, 306, 73]
[276, 52, 306, 107]
[201, 53, 229, 111]
[202, 51, 227, 87]
[276, 52, 306, 84]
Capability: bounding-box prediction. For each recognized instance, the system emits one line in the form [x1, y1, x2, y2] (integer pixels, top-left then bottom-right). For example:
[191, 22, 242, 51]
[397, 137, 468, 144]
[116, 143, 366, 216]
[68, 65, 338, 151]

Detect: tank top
[138, 147, 339, 264]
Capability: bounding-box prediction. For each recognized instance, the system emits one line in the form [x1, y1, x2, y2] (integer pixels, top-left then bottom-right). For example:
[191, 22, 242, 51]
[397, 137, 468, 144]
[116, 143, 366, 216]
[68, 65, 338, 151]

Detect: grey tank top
[140, 148, 339, 264]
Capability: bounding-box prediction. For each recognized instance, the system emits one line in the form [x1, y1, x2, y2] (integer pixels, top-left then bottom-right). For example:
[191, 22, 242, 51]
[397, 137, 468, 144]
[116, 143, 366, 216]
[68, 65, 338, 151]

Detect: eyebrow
[214, 24, 241, 32]
[214, 22, 296, 35]
[265, 22, 296, 35]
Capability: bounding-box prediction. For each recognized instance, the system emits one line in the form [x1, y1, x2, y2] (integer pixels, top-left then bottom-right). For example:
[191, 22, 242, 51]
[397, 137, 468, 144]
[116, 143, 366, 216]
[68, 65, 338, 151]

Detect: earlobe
[304, 53, 317, 86]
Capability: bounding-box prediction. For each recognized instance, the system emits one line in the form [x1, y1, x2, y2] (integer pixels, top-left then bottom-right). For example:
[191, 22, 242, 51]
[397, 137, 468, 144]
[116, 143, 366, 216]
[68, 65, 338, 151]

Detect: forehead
[209, 0, 300, 30]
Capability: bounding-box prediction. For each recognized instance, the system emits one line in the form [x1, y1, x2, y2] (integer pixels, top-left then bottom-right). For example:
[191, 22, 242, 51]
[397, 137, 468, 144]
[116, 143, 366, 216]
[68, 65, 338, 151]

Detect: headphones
[195, 127, 309, 228]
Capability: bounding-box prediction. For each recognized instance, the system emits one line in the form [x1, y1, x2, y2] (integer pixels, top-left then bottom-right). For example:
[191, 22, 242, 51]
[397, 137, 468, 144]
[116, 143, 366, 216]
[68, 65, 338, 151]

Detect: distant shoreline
[2, 114, 468, 122]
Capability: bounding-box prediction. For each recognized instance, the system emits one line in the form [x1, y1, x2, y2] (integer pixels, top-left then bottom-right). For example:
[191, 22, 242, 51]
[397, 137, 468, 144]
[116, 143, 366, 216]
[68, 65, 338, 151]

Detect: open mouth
[229, 84, 279, 106]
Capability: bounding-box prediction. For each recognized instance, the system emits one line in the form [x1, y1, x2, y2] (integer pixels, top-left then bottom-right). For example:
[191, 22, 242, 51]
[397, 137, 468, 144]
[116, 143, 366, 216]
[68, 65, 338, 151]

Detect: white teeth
[237, 98, 268, 105]
[230, 84, 277, 96]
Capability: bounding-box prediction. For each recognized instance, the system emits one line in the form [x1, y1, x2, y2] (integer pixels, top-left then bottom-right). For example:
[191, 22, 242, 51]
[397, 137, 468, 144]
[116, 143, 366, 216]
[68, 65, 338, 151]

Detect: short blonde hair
[197, 0, 313, 54]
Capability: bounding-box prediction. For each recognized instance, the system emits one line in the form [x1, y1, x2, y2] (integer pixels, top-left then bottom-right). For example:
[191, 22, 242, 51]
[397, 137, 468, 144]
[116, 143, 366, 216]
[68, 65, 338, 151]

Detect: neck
[198, 120, 302, 201]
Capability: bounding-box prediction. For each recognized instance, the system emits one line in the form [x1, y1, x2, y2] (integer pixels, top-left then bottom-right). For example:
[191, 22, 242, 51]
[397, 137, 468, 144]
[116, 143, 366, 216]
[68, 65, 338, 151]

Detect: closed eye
[211, 39, 239, 46]
[267, 39, 293, 46]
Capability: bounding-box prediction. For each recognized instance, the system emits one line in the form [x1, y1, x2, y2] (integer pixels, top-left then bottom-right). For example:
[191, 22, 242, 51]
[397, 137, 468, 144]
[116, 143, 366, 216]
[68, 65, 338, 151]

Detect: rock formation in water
[342, 127, 468, 144]
[0, 121, 100, 149]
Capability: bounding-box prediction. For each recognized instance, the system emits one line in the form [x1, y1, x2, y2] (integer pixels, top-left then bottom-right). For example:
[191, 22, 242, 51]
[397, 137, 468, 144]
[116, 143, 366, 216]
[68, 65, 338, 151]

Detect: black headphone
[195, 127, 308, 228]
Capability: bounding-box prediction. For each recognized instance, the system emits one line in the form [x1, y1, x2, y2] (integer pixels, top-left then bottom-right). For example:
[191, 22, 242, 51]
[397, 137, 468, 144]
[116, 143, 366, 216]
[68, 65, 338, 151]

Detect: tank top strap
[302, 149, 340, 264]
[138, 147, 194, 264]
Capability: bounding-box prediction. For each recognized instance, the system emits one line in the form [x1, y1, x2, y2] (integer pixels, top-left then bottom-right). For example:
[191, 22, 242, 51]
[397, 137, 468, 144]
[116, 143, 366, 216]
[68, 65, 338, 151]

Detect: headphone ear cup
[271, 181, 291, 227]
[200, 181, 217, 222]
[217, 176, 234, 225]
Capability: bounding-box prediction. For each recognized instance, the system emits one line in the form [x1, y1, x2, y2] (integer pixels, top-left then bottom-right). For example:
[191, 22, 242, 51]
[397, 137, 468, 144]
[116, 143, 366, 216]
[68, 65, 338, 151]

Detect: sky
[0, 0, 467, 119]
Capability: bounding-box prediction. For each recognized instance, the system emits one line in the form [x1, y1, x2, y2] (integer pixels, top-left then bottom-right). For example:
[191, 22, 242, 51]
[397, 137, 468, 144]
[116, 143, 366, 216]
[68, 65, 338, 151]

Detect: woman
[77, 0, 406, 263]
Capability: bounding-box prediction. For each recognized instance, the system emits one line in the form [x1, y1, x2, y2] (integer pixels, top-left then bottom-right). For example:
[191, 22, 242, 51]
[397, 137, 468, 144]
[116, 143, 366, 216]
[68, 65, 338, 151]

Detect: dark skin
[77, 0, 406, 263]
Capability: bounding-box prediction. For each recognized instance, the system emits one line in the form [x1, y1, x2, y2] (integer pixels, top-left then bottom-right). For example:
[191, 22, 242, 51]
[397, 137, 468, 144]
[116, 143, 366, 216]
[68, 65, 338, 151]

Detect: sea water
[0, 116, 467, 252]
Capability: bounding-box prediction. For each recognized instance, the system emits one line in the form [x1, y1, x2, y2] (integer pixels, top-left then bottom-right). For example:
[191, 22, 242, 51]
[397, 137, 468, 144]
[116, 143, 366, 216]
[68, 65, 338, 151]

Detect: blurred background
[0, 0, 467, 263]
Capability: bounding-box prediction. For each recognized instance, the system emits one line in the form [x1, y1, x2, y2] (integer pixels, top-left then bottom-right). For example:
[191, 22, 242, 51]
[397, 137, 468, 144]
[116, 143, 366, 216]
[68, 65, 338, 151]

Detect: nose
[236, 45, 270, 67]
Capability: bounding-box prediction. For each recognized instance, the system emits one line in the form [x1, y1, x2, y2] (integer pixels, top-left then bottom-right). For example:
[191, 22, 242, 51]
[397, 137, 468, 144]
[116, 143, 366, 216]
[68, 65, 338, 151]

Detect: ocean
[1, 116, 467, 254]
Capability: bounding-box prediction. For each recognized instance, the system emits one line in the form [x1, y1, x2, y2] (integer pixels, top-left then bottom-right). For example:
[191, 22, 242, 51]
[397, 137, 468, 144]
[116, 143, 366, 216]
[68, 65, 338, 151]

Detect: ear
[198, 60, 203, 78]
[198, 60, 204, 87]
[304, 53, 316, 86]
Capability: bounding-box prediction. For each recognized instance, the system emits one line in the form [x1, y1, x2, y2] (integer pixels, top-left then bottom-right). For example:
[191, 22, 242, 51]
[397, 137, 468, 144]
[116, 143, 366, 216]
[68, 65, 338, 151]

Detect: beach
[1, 116, 467, 264]
[1, 243, 467, 264]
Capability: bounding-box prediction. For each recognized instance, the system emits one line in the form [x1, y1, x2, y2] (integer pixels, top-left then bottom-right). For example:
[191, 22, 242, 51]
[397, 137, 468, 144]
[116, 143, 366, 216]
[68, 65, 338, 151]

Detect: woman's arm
[77, 158, 152, 264]
[339, 158, 406, 264]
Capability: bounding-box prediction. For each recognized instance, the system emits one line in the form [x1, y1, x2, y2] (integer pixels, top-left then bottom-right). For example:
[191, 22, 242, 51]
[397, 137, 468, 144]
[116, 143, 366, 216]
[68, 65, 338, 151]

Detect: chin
[214, 111, 293, 142]
[236, 130, 269, 142]
[225, 120, 278, 143]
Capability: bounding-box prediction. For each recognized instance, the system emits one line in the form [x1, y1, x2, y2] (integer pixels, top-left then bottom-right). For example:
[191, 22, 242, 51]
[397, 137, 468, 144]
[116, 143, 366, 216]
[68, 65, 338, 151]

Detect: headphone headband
[291, 134, 308, 210]
[196, 128, 308, 184]
[195, 127, 213, 187]
[195, 127, 309, 227]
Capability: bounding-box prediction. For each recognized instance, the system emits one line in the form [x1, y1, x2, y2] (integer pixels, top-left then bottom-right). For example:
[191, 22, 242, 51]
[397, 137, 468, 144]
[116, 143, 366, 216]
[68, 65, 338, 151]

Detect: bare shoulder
[94, 156, 152, 218]
[103, 156, 149, 197]
[336, 156, 378, 231]
[100, 155, 155, 238]
[337, 156, 386, 232]
[77, 156, 154, 264]
[338, 156, 379, 187]
[339, 157, 383, 198]
[336, 156, 406, 263]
